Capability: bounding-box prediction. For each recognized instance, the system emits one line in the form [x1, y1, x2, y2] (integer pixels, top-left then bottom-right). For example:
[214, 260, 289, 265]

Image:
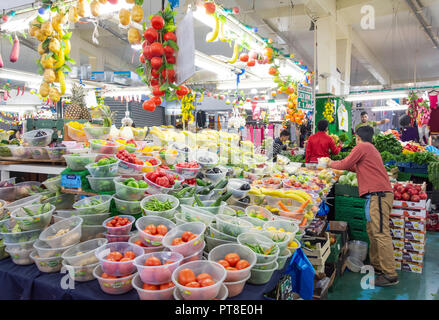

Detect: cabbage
[339, 176, 349, 185]
[346, 172, 357, 181]
[351, 178, 358, 186]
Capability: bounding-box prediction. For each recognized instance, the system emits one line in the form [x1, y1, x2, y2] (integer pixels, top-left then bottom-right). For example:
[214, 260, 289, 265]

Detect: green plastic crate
[349, 219, 367, 232]
[335, 196, 366, 209]
[334, 184, 360, 198]
[335, 206, 366, 221]
[397, 171, 412, 181]
[350, 230, 369, 244]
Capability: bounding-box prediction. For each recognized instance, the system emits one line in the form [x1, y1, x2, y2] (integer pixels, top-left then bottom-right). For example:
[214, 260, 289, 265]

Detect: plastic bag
[317, 201, 329, 216]
[284, 248, 315, 300]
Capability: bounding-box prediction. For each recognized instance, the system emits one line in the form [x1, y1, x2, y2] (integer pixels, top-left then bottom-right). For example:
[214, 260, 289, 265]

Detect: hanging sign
[297, 86, 314, 110]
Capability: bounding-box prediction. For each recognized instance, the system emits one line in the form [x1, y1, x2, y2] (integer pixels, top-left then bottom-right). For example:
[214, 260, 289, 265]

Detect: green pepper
[196, 179, 207, 186]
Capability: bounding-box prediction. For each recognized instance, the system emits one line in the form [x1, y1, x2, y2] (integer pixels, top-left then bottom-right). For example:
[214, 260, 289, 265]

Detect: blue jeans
[364, 194, 371, 222]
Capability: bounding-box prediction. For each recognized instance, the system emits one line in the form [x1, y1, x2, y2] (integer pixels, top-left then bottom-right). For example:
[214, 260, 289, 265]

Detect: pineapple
[64, 84, 91, 120]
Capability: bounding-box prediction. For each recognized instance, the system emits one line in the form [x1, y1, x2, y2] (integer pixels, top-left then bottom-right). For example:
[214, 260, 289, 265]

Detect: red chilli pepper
[16, 86, 20, 96]
[22, 86, 25, 95]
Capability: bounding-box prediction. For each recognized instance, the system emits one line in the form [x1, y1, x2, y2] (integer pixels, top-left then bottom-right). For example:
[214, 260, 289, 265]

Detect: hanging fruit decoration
[31, 4, 75, 104]
[323, 100, 335, 123]
[136, 4, 183, 104]
[180, 88, 204, 124]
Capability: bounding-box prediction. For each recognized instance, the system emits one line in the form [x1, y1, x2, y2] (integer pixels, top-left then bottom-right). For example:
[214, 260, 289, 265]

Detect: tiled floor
[327, 232, 439, 300]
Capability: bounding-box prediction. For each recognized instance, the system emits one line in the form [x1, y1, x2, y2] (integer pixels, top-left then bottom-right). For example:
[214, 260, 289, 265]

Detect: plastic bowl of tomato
[132, 273, 175, 300]
[136, 216, 176, 247]
[181, 241, 206, 264]
[162, 222, 206, 257]
[93, 264, 136, 295]
[207, 243, 257, 282]
[173, 283, 228, 300]
[143, 169, 183, 195]
[95, 242, 144, 277]
[104, 233, 131, 243]
[102, 215, 136, 236]
[174, 161, 200, 179]
[128, 235, 165, 254]
[171, 260, 227, 300]
[133, 251, 184, 285]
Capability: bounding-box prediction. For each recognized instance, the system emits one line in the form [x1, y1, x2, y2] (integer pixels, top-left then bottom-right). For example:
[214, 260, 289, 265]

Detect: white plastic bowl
[5, 243, 34, 265]
[84, 126, 111, 140]
[171, 260, 227, 300]
[215, 214, 253, 238]
[62, 260, 99, 282]
[132, 273, 175, 300]
[0, 218, 43, 243]
[263, 220, 299, 242]
[113, 196, 142, 215]
[262, 231, 290, 252]
[248, 260, 278, 285]
[208, 243, 257, 282]
[134, 251, 184, 285]
[64, 154, 97, 171]
[237, 232, 280, 264]
[140, 194, 180, 220]
[39, 216, 83, 248]
[174, 164, 200, 179]
[87, 176, 116, 192]
[30, 250, 63, 273]
[181, 242, 206, 264]
[10, 203, 54, 231]
[117, 158, 144, 175]
[205, 235, 234, 252]
[93, 265, 137, 295]
[72, 195, 112, 215]
[95, 241, 144, 277]
[62, 238, 108, 266]
[208, 223, 237, 242]
[180, 205, 215, 226]
[136, 216, 176, 247]
[57, 210, 110, 226]
[104, 233, 131, 243]
[89, 140, 119, 154]
[102, 215, 136, 236]
[33, 239, 75, 258]
[277, 249, 292, 270]
[85, 160, 120, 178]
[128, 235, 165, 254]
[162, 222, 206, 257]
[173, 282, 228, 300]
[42, 176, 61, 192]
[23, 129, 53, 147]
[195, 150, 219, 169]
[193, 200, 227, 215]
[244, 205, 273, 227]
[114, 177, 148, 201]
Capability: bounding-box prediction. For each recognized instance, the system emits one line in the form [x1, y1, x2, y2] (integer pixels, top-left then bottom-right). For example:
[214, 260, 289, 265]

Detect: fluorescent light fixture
[0, 11, 37, 33]
[195, 51, 235, 76]
[0, 105, 37, 113]
[250, 89, 258, 94]
[192, 6, 217, 28]
[346, 92, 408, 102]
[217, 79, 277, 90]
[0, 69, 42, 83]
[371, 105, 408, 112]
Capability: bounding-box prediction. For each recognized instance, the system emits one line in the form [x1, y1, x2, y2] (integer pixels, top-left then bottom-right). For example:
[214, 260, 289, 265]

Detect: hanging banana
[206, 16, 220, 42]
[219, 20, 227, 42]
[227, 42, 240, 64]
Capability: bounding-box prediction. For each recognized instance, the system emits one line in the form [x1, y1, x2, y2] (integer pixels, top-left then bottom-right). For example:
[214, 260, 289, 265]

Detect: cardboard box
[404, 218, 426, 232]
[328, 221, 349, 247]
[393, 199, 427, 210]
[404, 240, 426, 253]
[402, 251, 424, 264]
[390, 227, 404, 239]
[391, 208, 427, 219]
[389, 216, 404, 228]
[395, 260, 402, 271]
[393, 249, 403, 260]
[404, 229, 426, 243]
[402, 261, 423, 274]
[392, 239, 404, 250]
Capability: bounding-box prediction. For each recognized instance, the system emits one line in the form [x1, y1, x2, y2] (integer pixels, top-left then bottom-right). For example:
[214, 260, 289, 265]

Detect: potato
[41, 54, 56, 69]
[41, 21, 53, 37]
[49, 38, 61, 54]
[90, 0, 100, 17]
[49, 87, 61, 102]
[35, 29, 48, 42]
[43, 69, 56, 83]
[68, 6, 79, 23]
[119, 8, 131, 26]
[38, 42, 47, 55]
[39, 82, 50, 97]
[29, 25, 39, 37]
[128, 28, 141, 44]
[131, 5, 143, 23]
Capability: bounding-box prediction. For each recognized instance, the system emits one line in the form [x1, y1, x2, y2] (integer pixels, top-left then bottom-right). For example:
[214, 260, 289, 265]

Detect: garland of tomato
[137, 4, 189, 112]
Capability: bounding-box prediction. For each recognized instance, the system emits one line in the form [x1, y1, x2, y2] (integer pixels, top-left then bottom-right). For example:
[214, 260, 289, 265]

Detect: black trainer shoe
[375, 274, 399, 287]
[374, 268, 384, 275]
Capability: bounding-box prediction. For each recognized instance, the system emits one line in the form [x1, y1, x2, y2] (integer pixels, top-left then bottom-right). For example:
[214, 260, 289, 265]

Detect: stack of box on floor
[327, 221, 349, 293]
[390, 182, 428, 274]
[334, 194, 369, 244]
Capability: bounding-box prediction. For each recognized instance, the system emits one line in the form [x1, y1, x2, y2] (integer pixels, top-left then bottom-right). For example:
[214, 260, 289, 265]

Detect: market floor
[327, 232, 439, 300]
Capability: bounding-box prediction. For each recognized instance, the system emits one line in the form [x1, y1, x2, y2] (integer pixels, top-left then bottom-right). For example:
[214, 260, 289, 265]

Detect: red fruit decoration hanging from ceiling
[137, 3, 188, 111]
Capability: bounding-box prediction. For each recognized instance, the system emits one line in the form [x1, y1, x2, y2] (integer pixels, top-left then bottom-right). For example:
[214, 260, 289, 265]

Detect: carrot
[278, 201, 290, 212]
[295, 199, 310, 214]
[299, 217, 308, 227]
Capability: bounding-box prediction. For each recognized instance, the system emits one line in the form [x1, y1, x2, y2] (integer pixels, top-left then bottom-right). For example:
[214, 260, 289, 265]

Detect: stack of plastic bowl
[244, 206, 273, 227]
[173, 283, 228, 300]
[128, 233, 165, 254]
[30, 147, 50, 160]
[3, 194, 42, 217]
[227, 179, 251, 200]
[73, 195, 113, 215]
[14, 181, 43, 200]
[86, 157, 120, 193]
[136, 216, 175, 247]
[208, 243, 257, 298]
[140, 194, 179, 220]
[89, 140, 119, 155]
[237, 232, 280, 285]
[204, 166, 227, 184]
[195, 150, 219, 170]
[22, 129, 53, 147]
[94, 242, 144, 294]
[56, 210, 108, 241]
[42, 176, 61, 192]
[112, 176, 146, 215]
[64, 153, 97, 171]
[102, 215, 136, 243]
[171, 260, 227, 300]
[193, 200, 227, 215]
[10, 203, 55, 231]
[84, 126, 111, 141]
[215, 214, 253, 238]
[46, 146, 67, 161]
[162, 222, 206, 259]
[276, 249, 293, 270]
[132, 251, 184, 300]
[41, 193, 76, 211]
[180, 205, 215, 227]
[0, 218, 45, 265]
[117, 158, 144, 175]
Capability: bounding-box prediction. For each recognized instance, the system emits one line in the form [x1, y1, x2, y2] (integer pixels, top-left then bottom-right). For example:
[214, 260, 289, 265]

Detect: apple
[402, 193, 410, 201]
[419, 192, 427, 200]
[411, 195, 420, 202]
[394, 192, 402, 200]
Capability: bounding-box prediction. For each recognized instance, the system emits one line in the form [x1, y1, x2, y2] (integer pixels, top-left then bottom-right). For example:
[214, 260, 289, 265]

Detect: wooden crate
[303, 232, 330, 265]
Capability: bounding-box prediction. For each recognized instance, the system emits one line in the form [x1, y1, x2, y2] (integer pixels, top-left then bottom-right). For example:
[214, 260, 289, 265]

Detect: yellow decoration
[127, 28, 141, 44]
[131, 5, 144, 23]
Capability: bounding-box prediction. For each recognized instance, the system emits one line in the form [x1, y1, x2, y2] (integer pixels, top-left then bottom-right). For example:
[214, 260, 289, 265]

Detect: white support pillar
[336, 29, 352, 95]
[316, 16, 339, 94]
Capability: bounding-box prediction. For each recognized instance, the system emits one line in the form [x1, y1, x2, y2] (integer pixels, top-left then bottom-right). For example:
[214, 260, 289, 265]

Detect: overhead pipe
[405, 0, 439, 49]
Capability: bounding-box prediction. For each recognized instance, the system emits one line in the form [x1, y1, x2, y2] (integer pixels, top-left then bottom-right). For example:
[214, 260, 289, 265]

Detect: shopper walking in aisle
[355, 111, 390, 131]
[328, 126, 398, 287]
[399, 114, 419, 143]
[305, 120, 341, 163]
[299, 116, 312, 148]
[271, 130, 290, 161]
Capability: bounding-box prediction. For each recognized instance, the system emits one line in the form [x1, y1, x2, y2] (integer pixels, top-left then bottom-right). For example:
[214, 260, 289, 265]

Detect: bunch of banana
[323, 101, 335, 123]
[149, 126, 166, 140]
[258, 187, 313, 204]
[30, 7, 74, 103]
[180, 92, 196, 123]
[206, 15, 220, 42]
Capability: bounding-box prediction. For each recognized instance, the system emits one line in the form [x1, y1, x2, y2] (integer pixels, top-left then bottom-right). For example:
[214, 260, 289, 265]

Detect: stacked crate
[391, 196, 428, 274]
[334, 196, 369, 243]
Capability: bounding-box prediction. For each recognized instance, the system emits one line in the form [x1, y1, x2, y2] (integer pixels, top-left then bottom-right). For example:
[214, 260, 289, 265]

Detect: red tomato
[144, 257, 162, 266]
[163, 32, 177, 42]
[144, 27, 158, 44]
[107, 251, 123, 261]
[236, 259, 250, 270]
[226, 267, 238, 271]
[167, 55, 176, 64]
[178, 268, 196, 285]
[217, 260, 230, 268]
[134, 240, 146, 247]
[151, 16, 164, 30]
[172, 237, 183, 246]
[150, 42, 164, 57]
[143, 283, 160, 290]
[240, 53, 249, 62]
[200, 278, 215, 287]
[150, 96, 162, 107]
[163, 45, 174, 56]
[143, 99, 156, 112]
[144, 224, 157, 235]
[150, 57, 163, 69]
[150, 78, 159, 86]
[164, 260, 174, 265]
[185, 281, 201, 288]
[152, 85, 165, 97]
[159, 282, 175, 290]
[247, 59, 256, 67]
[139, 54, 146, 64]
[156, 224, 168, 236]
[176, 85, 189, 96]
[118, 260, 134, 276]
[181, 231, 194, 243]
[224, 253, 240, 267]
[196, 273, 213, 283]
[102, 260, 118, 275]
[187, 234, 198, 242]
[123, 251, 136, 260]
